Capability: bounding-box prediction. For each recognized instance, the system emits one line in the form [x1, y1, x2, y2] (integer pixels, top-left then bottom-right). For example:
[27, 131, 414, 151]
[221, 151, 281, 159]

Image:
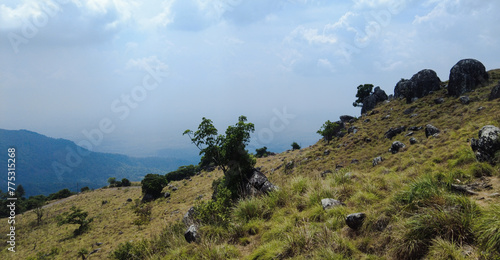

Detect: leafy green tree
[166, 165, 199, 182]
[108, 177, 117, 187]
[291, 142, 301, 150]
[57, 206, 93, 236]
[48, 188, 73, 200]
[141, 174, 166, 199]
[255, 147, 270, 158]
[80, 186, 90, 193]
[353, 84, 374, 107]
[121, 178, 131, 187]
[317, 120, 342, 144]
[184, 116, 255, 197]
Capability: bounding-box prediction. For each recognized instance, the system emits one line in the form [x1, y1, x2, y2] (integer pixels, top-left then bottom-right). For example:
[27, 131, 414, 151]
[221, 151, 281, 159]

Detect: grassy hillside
[2, 70, 500, 259]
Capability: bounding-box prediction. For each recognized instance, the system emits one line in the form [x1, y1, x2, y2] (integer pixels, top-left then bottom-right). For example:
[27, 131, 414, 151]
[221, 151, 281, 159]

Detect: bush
[121, 178, 131, 187]
[80, 186, 90, 193]
[48, 188, 74, 201]
[291, 142, 301, 150]
[233, 197, 271, 222]
[57, 206, 93, 236]
[141, 174, 166, 199]
[166, 165, 199, 182]
[255, 146, 271, 158]
[195, 180, 232, 226]
[133, 203, 152, 227]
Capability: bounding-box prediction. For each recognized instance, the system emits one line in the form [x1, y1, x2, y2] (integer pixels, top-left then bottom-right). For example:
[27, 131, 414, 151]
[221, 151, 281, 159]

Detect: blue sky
[1, 0, 500, 161]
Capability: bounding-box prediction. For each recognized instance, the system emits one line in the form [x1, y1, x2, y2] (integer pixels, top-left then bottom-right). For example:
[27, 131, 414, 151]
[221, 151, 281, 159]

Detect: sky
[1, 0, 500, 161]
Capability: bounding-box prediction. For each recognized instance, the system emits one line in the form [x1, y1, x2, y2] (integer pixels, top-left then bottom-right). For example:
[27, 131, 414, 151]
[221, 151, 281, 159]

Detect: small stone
[434, 98, 445, 104]
[425, 124, 440, 138]
[409, 137, 417, 145]
[324, 149, 330, 156]
[184, 225, 198, 243]
[126, 198, 132, 202]
[459, 96, 470, 104]
[389, 141, 406, 154]
[373, 156, 383, 167]
[346, 213, 366, 230]
[321, 198, 344, 210]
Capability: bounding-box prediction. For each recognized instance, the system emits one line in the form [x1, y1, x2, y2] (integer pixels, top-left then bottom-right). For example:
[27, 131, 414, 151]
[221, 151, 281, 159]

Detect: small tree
[317, 120, 342, 144]
[121, 178, 131, 187]
[107, 177, 117, 187]
[141, 174, 166, 199]
[353, 84, 374, 107]
[34, 206, 44, 226]
[57, 206, 93, 236]
[255, 147, 270, 158]
[291, 142, 301, 150]
[80, 186, 90, 193]
[16, 185, 25, 198]
[184, 116, 255, 198]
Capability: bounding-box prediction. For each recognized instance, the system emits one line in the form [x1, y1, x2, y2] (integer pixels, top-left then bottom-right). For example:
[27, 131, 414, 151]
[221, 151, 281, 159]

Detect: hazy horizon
[2, 0, 500, 161]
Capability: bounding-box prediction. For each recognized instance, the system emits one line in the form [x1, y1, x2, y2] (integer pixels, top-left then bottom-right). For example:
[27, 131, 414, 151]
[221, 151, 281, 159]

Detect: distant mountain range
[0, 129, 189, 197]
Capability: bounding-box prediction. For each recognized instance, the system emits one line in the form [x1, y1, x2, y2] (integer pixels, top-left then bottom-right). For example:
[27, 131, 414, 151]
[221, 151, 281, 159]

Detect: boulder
[346, 213, 366, 230]
[348, 126, 358, 134]
[409, 137, 417, 145]
[245, 169, 278, 196]
[489, 82, 500, 100]
[459, 96, 470, 105]
[425, 124, 440, 138]
[183, 207, 197, 227]
[164, 192, 171, 199]
[394, 69, 441, 103]
[126, 198, 132, 202]
[321, 198, 344, 210]
[340, 115, 355, 123]
[471, 125, 500, 164]
[361, 87, 388, 114]
[448, 59, 489, 97]
[372, 156, 383, 167]
[384, 126, 406, 139]
[324, 149, 330, 156]
[408, 126, 423, 131]
[184, 225, 198, 243]
[389, 141, 406, 154]
[434, 98, 445, 104]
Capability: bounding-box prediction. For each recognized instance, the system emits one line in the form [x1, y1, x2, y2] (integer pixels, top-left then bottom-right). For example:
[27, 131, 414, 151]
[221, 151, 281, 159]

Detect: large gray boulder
[448, 59, 489, 97]
[384, 126, 406, 139]
[394, 69, 441, 103]
[183, 207, 197, 227]
[361, 87, 388, 114]
[244, 169, 278, 197]
[425, 124, 440, 138]
[471, 125, 500, 164]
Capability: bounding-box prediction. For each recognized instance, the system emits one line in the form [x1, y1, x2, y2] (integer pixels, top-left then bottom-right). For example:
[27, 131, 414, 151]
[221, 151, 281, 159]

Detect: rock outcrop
[448, 59, 489, 97]
[471, 125, 500, 164]
[394, 69, 441, 103]
[361, 87, 388, 114]
[184, 225, 198, 243]
[384, 126, 406, 139]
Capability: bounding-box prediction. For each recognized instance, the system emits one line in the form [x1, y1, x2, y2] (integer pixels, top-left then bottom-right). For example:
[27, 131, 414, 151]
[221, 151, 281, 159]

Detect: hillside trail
[38, 186, 141, 210]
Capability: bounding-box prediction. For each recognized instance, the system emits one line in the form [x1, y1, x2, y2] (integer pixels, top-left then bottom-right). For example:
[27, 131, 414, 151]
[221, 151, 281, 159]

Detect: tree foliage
[141, 174, 166, 199]
[166, 165, 200, 182]
[255, 147, 271, 158]
[57, 206, 93, 235]
[184, 116, 255, 197]
[291, 142, 301, 150]
[317, 120, 342, 144]
[353, 84, 374, 107]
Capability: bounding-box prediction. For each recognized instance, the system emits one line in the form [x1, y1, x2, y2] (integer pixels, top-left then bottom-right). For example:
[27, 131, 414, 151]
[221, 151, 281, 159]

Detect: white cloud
[126, 56, 168, 72]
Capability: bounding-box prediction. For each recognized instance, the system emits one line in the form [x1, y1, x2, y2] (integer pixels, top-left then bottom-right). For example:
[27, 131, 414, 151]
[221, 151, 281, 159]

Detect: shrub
[48, 188, 74, 200]
[426, 238, 467, 260]
[317, 120, 343, 144]
[57, 206, 93, 236]
[166, 165, 199, 182]
[133, 203, 152, 227]
[121, 178, 131, 187]
[255, 146, 271, 158]
[195, 181, 232, 226]
[141, 174, 166, 199]
[80, 186, 90, 193]
[291, 142, 301, 150]
[394, 174, 442, 208]
[467, 162, 494, 177]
